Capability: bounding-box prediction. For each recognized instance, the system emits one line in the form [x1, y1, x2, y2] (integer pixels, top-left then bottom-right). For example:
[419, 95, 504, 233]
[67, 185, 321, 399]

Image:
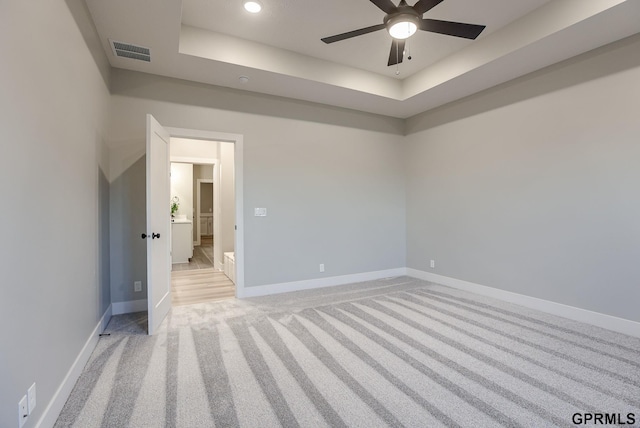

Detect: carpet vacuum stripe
[318, 305, 524, 427]
[280, 314, 405, 427]
[359, 298, 600, 414]
[192, 327, 240, 427]
[339, 302, 572, 427]
[129, 331, 168, 427]
[395, 291, 639, 386]
[247, 322, 329, 427]
[251, 318, 348, 428]
[419, 288, 640, 354]
[266, 315, 387, 426]
[227, 318, 301, 427]
[297, 308, 461, 427]
[412, 289, 640, 368]
[384, 294, 640, 409]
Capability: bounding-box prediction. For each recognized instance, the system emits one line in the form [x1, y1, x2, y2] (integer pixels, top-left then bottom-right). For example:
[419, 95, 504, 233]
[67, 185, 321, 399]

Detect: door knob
[152, 233, 161, 239]
[141, 233, 150, 239]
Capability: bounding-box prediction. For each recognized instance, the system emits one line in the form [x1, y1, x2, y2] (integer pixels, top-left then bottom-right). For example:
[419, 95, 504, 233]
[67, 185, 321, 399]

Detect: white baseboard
[238, 268, 407, 298]
[36, 305, 112, 428]
[406, 268, 640, 339]
[112, 299, 148, 315]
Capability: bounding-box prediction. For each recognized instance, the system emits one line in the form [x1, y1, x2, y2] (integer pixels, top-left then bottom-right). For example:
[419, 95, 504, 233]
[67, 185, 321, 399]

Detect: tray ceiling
[85, 0, 640, 118]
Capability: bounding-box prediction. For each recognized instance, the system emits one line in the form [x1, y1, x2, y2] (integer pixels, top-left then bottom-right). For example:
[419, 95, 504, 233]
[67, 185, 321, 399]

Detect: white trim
[238, 268, 407, 298]
[35, 305, 111, 428]
[406, 269, 640, 339]
[213, 161, 221, 270]
[196, 178, 214, 247]
[146, 115, 172, 336]
[165, 127, 244, 299]
[112, 299, 148, 315]
[170, 156, 218, 164]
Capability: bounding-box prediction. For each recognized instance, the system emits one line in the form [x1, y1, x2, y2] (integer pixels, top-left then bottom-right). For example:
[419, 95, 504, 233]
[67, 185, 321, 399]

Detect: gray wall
[0, 0, 111, 426]
[405, 34, 640, 323]
[110, 156, 147, 303]
[194, 164, 214, 181]
[107, 69, 407, 288]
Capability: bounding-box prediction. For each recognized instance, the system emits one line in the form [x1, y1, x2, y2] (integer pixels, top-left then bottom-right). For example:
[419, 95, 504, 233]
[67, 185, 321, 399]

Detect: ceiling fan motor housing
[384, 3, 421, 40]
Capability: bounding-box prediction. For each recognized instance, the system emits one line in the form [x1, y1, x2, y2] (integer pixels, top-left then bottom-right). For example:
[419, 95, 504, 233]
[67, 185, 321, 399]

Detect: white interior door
[146, 114, 171, 335]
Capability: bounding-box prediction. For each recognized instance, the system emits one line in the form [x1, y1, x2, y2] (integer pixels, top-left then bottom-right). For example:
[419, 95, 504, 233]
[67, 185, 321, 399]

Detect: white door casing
[196, 177, 214, 245]
[166, 127, 244, 297]
[146, 114, 172, 335]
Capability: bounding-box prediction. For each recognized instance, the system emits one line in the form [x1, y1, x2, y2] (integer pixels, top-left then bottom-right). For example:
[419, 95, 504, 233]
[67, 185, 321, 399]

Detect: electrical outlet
[18, 395, 28, 427]
[134, 281, 142, 292]
[27, 383, 36, 414]
[319, 264, 325, 273]
[430, 260, 435, 268]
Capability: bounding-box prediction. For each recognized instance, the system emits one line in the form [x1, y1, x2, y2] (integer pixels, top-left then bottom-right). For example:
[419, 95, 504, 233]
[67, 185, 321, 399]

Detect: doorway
[169, 141, 237, 306]
[146, 118, 244, 334]
[196, 178, 214, 247]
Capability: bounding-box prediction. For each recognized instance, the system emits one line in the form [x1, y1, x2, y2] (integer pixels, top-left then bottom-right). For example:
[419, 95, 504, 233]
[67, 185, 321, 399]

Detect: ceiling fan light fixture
[386, 14, 420, 40]
[243, 0, 262, 13]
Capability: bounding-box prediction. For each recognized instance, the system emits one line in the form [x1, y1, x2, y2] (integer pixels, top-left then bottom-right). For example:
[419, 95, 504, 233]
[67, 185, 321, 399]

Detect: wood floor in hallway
[171, 268, 235, 306]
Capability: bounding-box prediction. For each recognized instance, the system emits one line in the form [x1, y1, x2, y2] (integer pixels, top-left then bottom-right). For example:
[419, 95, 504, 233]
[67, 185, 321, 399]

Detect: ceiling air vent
[110, 40, 151, 62]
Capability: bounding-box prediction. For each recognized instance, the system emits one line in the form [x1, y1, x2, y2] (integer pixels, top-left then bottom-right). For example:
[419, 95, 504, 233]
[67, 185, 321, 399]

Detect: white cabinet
[200, 214, 213, 236]
[171, 221, 193, 263]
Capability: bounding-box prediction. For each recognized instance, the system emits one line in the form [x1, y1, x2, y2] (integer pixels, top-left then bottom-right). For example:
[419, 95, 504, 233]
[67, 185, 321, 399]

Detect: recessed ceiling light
[238, 76, 250, 84]
[243, 1, 262, 13]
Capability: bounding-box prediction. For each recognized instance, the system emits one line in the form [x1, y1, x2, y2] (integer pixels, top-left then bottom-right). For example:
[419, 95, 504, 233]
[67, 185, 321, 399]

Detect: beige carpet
[55, 276, 640, 427]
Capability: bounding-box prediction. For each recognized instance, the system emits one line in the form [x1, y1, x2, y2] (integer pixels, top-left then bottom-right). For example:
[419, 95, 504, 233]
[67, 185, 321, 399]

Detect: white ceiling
[85, 0, 640, 118]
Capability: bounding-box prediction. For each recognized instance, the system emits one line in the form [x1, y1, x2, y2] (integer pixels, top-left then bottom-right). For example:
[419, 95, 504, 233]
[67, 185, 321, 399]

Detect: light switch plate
[18, 395, 28, 427]
[254, 208, 267, 217]
[134, 281, 142, 292]
[27, 383, 36, 414]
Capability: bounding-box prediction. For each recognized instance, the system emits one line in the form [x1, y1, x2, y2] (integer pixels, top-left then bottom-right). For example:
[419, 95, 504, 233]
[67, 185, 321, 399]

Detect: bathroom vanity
[171, 219, 193, 264]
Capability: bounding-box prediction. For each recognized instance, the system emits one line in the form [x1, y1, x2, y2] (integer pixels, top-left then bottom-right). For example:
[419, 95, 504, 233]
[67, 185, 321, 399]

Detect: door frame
[196, 178, 214, 247]
[166, 127, 244, 297]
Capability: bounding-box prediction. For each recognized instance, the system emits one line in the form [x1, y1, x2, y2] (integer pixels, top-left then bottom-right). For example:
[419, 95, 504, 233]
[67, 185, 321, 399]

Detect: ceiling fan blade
[387, 39, 406, 66]
[412, 0, 444, 15]
[321, 23, 386, 44]
[420, 19, 486, 39]
[370, 0, 397, 14]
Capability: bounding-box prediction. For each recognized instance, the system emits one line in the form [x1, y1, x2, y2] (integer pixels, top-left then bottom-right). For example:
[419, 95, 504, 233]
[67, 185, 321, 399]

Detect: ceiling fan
[321, 0, 486, 67]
